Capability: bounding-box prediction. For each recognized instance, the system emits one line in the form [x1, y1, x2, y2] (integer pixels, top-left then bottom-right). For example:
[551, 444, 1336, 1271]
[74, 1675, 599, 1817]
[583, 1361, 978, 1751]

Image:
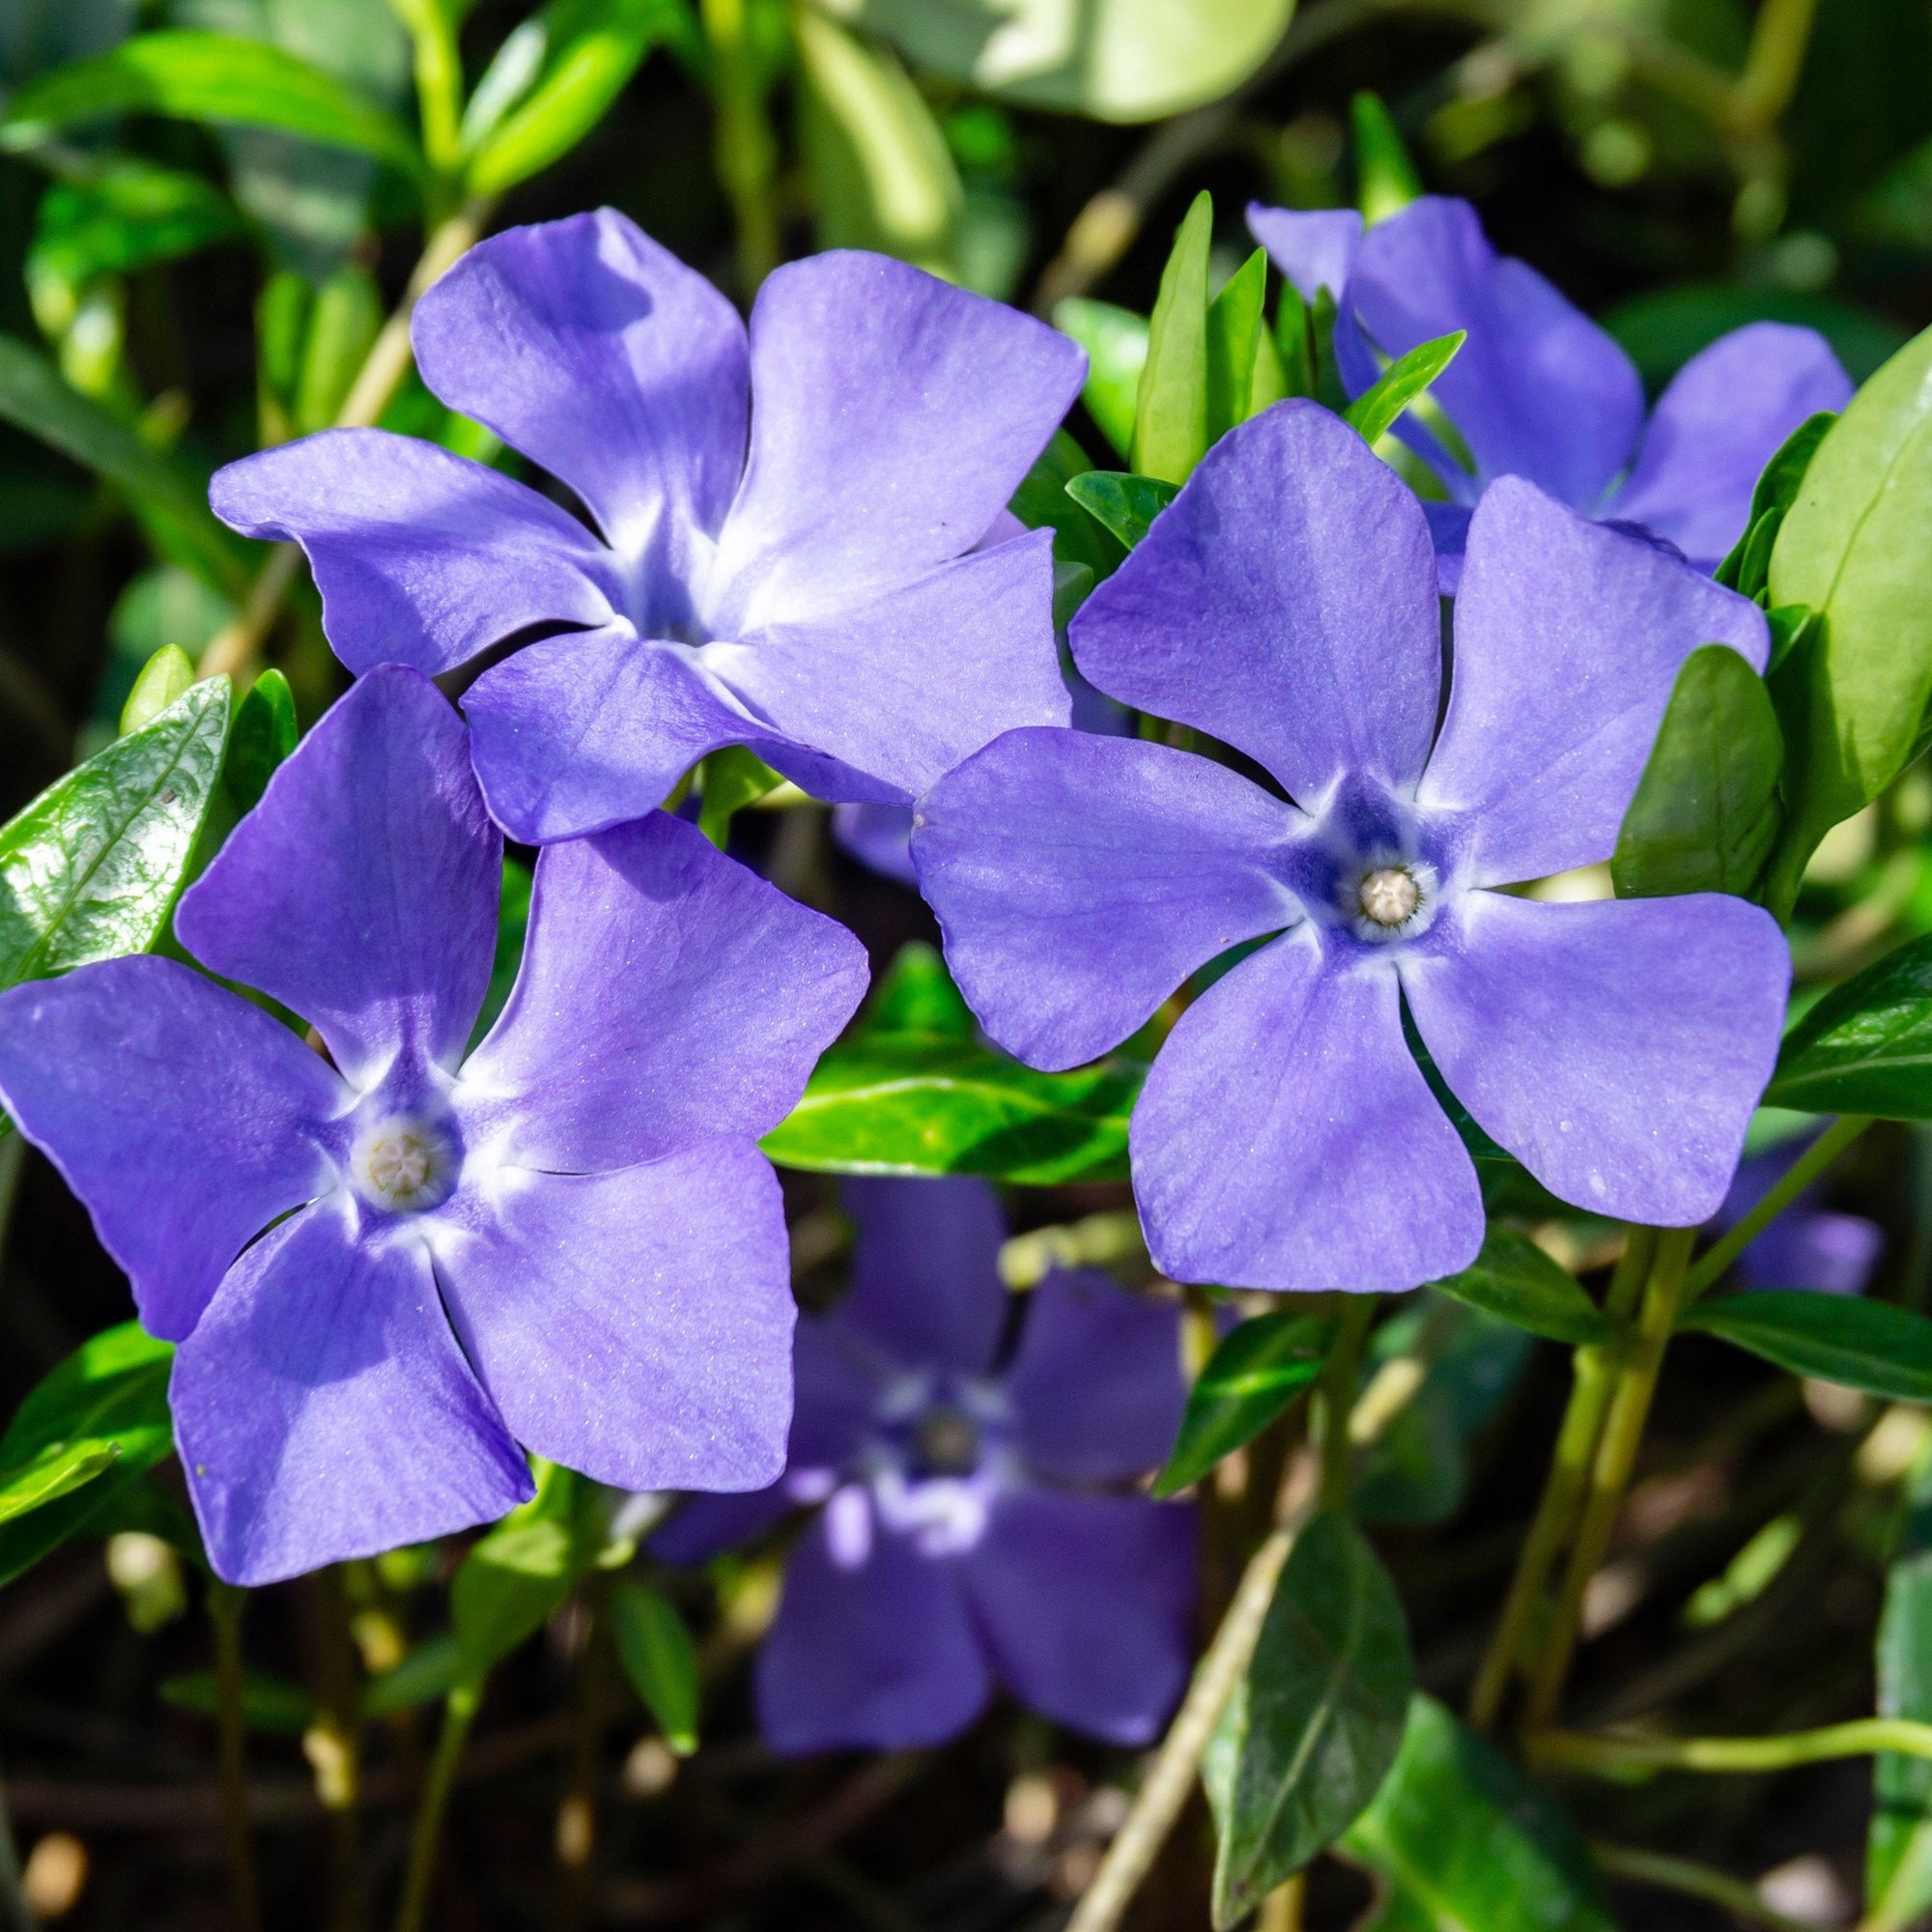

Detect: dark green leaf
[1765, 929, 1932, 1117]
[161, 1668, 317, 1734]
[1680, 1290, 1932, 1402]
[1009, 429, 1123, 580]
[1345, 331, 1464, 449]
[1610, 643, 1783, 901]
[1206, 1513, 1412, 1925]
[610, 1578, 699, 1754]
[220, 670, 298, 820]
[1339, 1694, 1616, 1930]
[1154, 1312, 1332, 1497]
[362, 1634, 460, 1718]
[1064, 470, 1179, 552]
[0, 677, 230, 989]
[1429, 1227, 1608, 1346]
[294, 265, 382, 436]
[1351, 91, 1422, 224]
[1715, 411, 1836, 597]
[3, 31, 424, 182]
[1051, 298, 1146, 460]
[1132, 190, 1210, 485]
[1206, 247, 1267, 443]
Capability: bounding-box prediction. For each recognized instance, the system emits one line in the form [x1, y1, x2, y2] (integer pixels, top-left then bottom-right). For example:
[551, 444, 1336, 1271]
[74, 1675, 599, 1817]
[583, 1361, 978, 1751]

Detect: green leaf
[1339, 1694, 1616, 1930]
[0, 677, 230, 989]
[161, 1668, 318, 1734]
[1765, 323, 1932, 911]
[1133, 190, 1211, 485]
[464, 0, 681, 197]
[121, 644, 195, 736]
[1064, 470, 1179, 552]
[1344, 331, 1463, 448]
[867, 940, 973, 1037]
[1154, 1312, 1332, 1497]
[221, 669, 298, 820]
[1715, 411, 1836, 598]
[451, 1513, 579, 1683]
[1206, 1513, 1413, 1925]
[697, 746, 783, 849]
[294, 264, 382, 436]
[1009, 430, 1123, 580]
[1609, 643, 1783, 901]
[0, 1441, 121, 1525]
[1429, 1227, 1608, 1346]
[1869, 1452, 1932, 1931]
[1352, 92, 1423, 224]
[1679, 1290, 1932, 1402]
[1765, 929, 1932, 1117]
[362, 1634, 461, 1718]
[1052, 298, 1147, 460]
[610, 1578, 699, 1754]
[1206, 247, 1268, 443]
[761, 943, 1142, 1183]
[1605, 284, 1908, 393]
[3, 32, 425, 184]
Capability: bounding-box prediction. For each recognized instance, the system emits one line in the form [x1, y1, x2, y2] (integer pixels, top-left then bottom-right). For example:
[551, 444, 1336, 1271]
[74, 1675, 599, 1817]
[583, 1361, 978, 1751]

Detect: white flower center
[349, 1115, 455, 1214]
[1358, 866, 1420, 927]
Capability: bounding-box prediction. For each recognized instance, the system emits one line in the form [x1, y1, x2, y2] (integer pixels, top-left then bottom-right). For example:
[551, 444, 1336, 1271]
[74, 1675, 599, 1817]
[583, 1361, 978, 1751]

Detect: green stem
[308, 1567, 366, 1932]
[1591, 1842, 1818, 1931]
[1682, 1115, 1873, 1304]
[393, 1681, 480, 1932]
[1523, 1228, 1694, 1731]
[391, 0, 465, 177]
[1468, 1228, 1655, 1731]
[704, 0, 781, 298]
[1731, 0, 1822, 130]
[209, 1582, 263, 1932]
[1317, 1296, 1376, 1511]
[1542, 1718, 1932, 1776]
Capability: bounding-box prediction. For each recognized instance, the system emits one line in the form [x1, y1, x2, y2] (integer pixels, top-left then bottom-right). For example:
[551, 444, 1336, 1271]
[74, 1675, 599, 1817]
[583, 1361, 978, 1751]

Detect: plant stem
[553, 1593, 611, 1932]
[1317, 1295, 1376, 1511]
[306, 1567, 366, 1932]
[704, 0, 780, 298]
[393, 1681, 480, 1932]
[1592, 1842, 1818, 1931]
[0, 1739, 40, 1932]
[1523, 1229, 1696, 1731]
[1468, 1227, 1655, 1731]
[1541, 1718, 1932, 1776]
[208, 1581, 263, 1932]
[1682, 1115, 1873, 1304]
[1732, 0, 1822, 130]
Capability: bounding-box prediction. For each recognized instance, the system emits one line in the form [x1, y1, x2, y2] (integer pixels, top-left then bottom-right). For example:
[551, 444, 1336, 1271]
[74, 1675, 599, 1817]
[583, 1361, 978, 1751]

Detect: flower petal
[1608, 323, 1853, 571]
[434, 1144, 795, 1492]
[177, 667, 500, 1085]
[842, 1177, 1009, 1375]
[757, 1503, 990, 1753]
[963, 1489, 1195, 1745]
[1401, 892, 1789, 1225]
[709, 252, 1084, 632]
[1743, 1210, 1882, 1295]
[1350, 197, 1644, 508]
[912, 728, 1299, 1071]
[1068, 401, 1441, 801]
[703, 529, 1070, 803]
[173, 1200, 533, 1586]
[1246, 202, 1363, 302]
[1132, 933, 1484, 1292]
[460, 810, 867, 1170]
[210, 429, 617, 676]
[648, 1485, 795, 1567]
[0, 956, 344, 1341]
[412, 210, 749, 585]
[1419, 479, 1770, 886]
[1004, 1270, 1184, 1481]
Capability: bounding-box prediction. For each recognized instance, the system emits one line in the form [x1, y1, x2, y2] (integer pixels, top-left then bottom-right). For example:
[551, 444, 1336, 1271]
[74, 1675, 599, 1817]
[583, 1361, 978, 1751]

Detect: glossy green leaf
[1064, 470, 1179, 553]
[362, 1634, 460, 1718]
[1715, 411, 1836, 599]
[762, 942, 1142, 1183]
[1869, 1451, 1932, 1932]
[1429, 1227, 1608, 1346]
[0, 678, 230, 990]
[1352, 91, 1422, 224]
[1610, 644, 1783, 901]
[1206, 247, 1268, 443]
[1154, 1313, 1331, 1497]
[2, 31, 424, 183]
[161, 1668, 318, 1734]
[1340, 1694, 1616, 1930]
[1205, 1514, 1412, 1925]
[1009, 429, 1123, 580]
[1765, 929, 1932, 1117]
[611, 1578, 699, 1754]
[1680, 1290, 1932, 1401]
[465, 0, 681, 197]
[1052, 298, 1147, 459]
[1765, 323, 1932, 912]
[221, 669, 298, 820]
[1345, 331, 1463, 448]
[1133, 190, 1211, 485]
[0, 1440, 121, 1525]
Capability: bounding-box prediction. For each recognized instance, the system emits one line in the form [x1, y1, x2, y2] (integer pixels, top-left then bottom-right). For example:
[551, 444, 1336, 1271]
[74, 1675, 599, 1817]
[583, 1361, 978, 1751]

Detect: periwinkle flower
[1718, 1133, 1883, 1294]
[654, 1178, 1195, 1753]
[1248, 197, 1853, 583]
[0, 668, 867, 1583]
[210, 210, 1086, 844]
[913, 403, 1791, 1293]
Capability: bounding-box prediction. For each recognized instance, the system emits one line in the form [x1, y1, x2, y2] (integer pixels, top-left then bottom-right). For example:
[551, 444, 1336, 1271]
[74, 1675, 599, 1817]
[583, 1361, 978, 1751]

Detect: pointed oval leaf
[451, 1516, 579, 1682]
[1345, 330, 1464, 449]
[1206, 247, 1268, 442]
[1053, 298, 1148, 460]
[161, 1667, 318, 1733]
[0, 1440, 121, 1525]
[1716, 410, 1836, 596]
[362, 1634, 461, 1718]
[1133, 191, 1211, 484]
[1766, 930, 1932, 1117]
[611, 1578, 699, 1754]
[1064, 470, 1179, 552]
[1352, 91, 1422, 224]
[1155, 1312, 1332, 1497]
[1009, 429, 1123, 581]
[1430, 1227, 1608, 1346]
[1680, 1289, 1932, 1401]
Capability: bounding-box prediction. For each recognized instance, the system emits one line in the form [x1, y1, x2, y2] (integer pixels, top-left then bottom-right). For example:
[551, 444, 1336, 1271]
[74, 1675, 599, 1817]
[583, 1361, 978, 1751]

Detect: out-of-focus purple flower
[210, 211, 1086, 844]
[654, 1177, 1195, 1753]
[913, 403, 1790, 1293]
[1248, 198, 1852, 584]
[0, 668, 867, 1585]
[1718, 1133, 1883, 1293]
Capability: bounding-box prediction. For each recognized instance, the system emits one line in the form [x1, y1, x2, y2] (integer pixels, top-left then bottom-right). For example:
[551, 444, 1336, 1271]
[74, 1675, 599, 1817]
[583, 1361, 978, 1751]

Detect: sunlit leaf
[1132, 190, 1211, 484]
[1206, 247, 1267, 443]
[1351, 91, 1422, 224]
[1680, 1290, 1932, 1401]
[1064, 470, 1179, 552]
[1154, 1312, 1331, 1497]
[1052, 298, 1147, 459]
[1344, 330, 1463, 449]
[1715, 411, 1835, 600]
[611, 1578, 699, 1754]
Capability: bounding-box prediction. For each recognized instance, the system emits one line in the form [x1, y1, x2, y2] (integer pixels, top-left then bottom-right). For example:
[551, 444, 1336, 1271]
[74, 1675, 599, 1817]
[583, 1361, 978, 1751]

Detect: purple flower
[1248, 198, 1852, 584]
[654, 1177, 1195, 1753]
[912, 403, 1791, 1293]
[210, 211, 1086, 844]
[1719, 1134, 1883, 1294]
[0, 668, 867, 1584]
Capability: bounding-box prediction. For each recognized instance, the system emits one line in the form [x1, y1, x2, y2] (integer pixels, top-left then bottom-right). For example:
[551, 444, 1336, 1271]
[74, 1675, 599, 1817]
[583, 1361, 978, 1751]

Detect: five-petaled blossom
[0, 668, 867, 1583]
[1248, 197, 1852, 586]
[913, 402, 1791, 1293]
[209, 210, 1086, 844]
[653, 1177, 1195, 1753]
